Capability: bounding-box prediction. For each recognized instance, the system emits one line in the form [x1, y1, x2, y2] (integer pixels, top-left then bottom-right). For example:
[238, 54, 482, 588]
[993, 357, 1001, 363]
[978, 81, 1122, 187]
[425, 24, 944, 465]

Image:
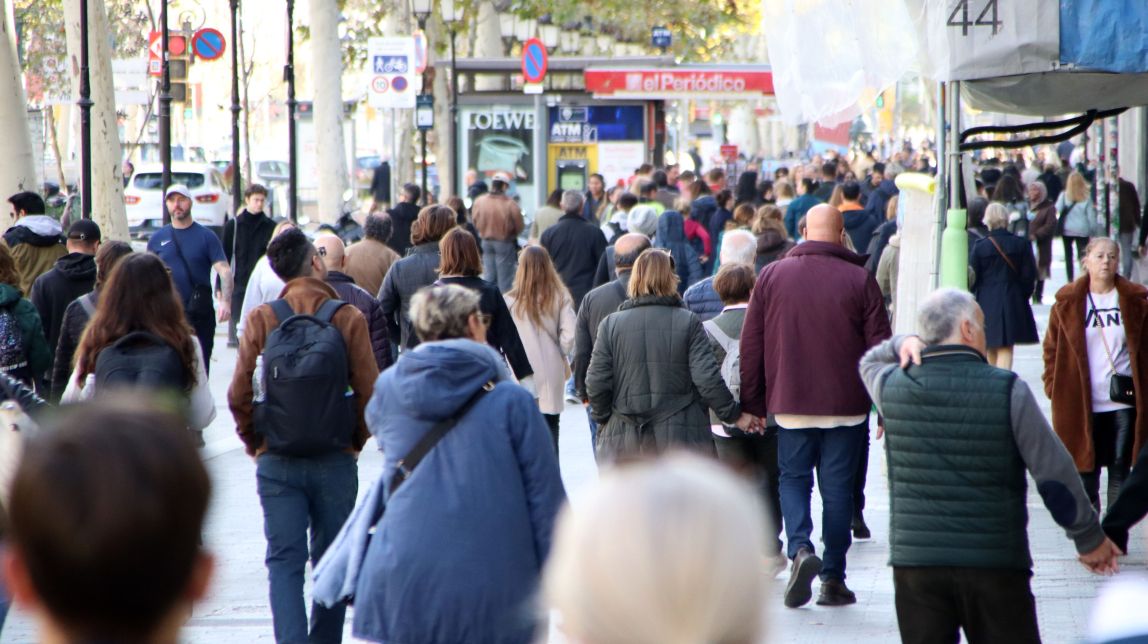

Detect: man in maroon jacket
[740, 204, 891, 609]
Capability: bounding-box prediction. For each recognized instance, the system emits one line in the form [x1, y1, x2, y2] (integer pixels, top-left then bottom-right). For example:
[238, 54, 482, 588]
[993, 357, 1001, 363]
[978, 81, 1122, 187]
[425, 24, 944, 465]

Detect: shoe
[816, 578, 857, 606]
[564, 392, 580, 404]
[783, 548, 822, 608]
[766, 554, 788, 578]
[852, 513, 871, 540]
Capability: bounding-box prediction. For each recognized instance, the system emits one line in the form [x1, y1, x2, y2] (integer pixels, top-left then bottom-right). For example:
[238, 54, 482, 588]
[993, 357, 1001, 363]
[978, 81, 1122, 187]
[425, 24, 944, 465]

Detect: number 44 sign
[908, 0, 1058, 82]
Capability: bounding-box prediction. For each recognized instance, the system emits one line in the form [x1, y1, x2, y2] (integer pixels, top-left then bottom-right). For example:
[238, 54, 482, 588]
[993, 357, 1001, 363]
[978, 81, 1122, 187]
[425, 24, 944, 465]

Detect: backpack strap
[390, 381, 495, 495]
[269, 299, 295, 325]
[314, 299, 347, 324]
[702, 319, 737, 353]
[78, 293, 96, 318]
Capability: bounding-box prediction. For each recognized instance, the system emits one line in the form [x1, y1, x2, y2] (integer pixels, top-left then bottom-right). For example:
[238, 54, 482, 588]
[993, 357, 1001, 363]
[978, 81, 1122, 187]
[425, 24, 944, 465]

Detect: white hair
[720, 229, 758, 265]
[984, 202, 1009, 231]
[918, 288, 981, 345]
[543, 454, 769, 644]
[561, 190, 585, 214]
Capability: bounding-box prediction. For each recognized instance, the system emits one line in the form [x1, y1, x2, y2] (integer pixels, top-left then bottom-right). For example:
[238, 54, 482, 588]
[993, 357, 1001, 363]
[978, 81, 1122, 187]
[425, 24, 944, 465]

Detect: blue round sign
[521, 38, 548, 84]
[192, 28, 226, 61]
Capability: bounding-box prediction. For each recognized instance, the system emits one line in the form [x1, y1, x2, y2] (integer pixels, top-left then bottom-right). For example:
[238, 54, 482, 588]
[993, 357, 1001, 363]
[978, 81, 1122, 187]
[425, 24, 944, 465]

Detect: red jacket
[739, 241, 891, 418]
[683, 218, 712, 257]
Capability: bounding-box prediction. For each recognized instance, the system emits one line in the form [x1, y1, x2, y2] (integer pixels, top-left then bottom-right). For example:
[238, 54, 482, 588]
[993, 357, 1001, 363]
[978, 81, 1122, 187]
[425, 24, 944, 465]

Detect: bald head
[614, 233, 652, 270]
[314, 234, 346, 271]
[804, 205, 845, 244]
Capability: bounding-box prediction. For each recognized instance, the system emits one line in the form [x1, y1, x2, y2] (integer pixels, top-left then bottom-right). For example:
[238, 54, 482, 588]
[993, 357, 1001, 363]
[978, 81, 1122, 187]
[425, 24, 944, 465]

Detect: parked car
[354, 154, 381, 191]
[124, 162, 233, 236]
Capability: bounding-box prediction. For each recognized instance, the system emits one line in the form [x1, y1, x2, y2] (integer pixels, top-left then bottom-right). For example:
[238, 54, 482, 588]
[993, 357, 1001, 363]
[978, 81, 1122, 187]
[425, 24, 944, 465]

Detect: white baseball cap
[165, 184, 192, 200]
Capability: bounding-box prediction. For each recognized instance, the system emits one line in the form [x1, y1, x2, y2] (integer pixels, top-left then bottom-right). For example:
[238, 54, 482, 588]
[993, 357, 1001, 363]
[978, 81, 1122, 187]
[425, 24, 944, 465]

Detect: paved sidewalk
[3, 246, 1145, 642]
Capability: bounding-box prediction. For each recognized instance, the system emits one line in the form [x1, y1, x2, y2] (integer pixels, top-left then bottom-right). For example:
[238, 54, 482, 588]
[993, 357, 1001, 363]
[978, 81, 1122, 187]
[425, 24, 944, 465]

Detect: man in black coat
[573, 233, 650, 448]
[221, 184, 277, 347]
[386, 183, 422, 257]
[541, 190, 607, 310]
[30, 218, 99, 396]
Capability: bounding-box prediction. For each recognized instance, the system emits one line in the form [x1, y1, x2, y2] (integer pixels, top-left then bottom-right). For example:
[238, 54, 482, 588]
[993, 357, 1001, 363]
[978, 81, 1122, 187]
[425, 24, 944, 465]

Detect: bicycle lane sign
[368, 36, 416, 109]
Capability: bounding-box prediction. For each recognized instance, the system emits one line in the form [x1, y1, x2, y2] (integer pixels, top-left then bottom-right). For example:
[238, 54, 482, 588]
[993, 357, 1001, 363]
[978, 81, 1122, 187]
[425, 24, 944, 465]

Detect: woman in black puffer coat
[586, 249, 756, 463]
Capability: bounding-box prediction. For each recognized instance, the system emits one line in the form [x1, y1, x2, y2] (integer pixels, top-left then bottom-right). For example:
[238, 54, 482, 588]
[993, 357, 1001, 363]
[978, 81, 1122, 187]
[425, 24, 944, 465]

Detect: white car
[124, 162, 233, 233]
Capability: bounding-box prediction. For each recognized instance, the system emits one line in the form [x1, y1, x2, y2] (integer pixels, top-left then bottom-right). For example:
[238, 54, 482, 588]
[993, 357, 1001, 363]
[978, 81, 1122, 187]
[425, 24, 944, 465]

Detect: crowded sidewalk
[2, 246, 1141, 644]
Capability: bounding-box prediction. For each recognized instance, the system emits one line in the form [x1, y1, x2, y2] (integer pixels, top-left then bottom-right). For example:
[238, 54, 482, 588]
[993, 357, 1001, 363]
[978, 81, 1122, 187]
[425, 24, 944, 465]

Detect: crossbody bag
[1087, 291, 1136, 405]
[169, 230, 215, 319]
[986, 236, 1018, 275]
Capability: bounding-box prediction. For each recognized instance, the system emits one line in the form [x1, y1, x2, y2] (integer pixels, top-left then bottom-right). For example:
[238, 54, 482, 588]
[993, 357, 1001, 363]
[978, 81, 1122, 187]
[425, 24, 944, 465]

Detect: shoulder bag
[169, 230, 215, 319]
[986, 236, 1018, 275]
[1056, 200, 1073, 237]
[1087, 291, 1136, 405]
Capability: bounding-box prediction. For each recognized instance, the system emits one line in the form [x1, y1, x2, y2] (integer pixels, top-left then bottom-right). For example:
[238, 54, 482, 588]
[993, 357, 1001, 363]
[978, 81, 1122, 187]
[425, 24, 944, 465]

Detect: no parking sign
[368, 37, 416, 109]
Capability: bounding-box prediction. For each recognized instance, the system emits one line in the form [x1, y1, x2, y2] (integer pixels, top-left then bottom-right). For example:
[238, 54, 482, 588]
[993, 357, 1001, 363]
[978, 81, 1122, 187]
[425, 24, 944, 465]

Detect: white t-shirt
[1087, 289, 1133, 412]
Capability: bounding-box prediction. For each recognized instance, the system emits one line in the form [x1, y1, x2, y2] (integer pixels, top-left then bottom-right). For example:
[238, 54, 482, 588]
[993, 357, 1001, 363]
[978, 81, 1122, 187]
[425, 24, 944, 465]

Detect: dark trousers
[1063, 235, 1089, 282]
[543, 413, 560, 457]
[714, 428, 783, 556]
[227, 289, 245, 346]
[187, 307, 216, 375]
[893, 567, 1040, 644]
[854, 424, 870, 515]
[1081, 409, 1136, 513]
[1103, 411, 1148, 553]
[777, 423, 865, 581]
[257, 452, 358, 644]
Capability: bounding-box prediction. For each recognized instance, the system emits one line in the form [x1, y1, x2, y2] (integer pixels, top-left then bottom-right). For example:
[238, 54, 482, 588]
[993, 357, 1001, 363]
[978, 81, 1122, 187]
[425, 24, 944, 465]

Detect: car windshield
[134, 172, 207, 190]
[357, 156, 381, 169]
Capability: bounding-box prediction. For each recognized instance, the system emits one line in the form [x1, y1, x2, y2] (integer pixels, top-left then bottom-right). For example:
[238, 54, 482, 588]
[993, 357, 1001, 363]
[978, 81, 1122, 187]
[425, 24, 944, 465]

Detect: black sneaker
[852, 513, 871, 540]
[817, 578, 857, 606]
[783, 548, 823, 608]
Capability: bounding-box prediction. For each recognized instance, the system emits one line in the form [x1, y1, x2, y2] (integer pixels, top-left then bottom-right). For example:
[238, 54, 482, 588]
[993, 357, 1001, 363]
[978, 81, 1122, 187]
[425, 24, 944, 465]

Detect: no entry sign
[521, 38, 548, 84]
[192, 28, 226, 61]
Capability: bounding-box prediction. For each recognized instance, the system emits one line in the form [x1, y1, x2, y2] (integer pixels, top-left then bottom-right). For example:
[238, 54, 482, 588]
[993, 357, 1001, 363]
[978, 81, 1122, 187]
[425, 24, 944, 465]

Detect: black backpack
[94, 332, 189, 393]
[255, 299, 355, 456]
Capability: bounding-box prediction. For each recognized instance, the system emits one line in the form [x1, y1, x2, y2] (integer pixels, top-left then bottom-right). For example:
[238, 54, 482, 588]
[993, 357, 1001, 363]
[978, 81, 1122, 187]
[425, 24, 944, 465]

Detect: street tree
[0, 0, 36, 236]
[310, 0, 349, 224]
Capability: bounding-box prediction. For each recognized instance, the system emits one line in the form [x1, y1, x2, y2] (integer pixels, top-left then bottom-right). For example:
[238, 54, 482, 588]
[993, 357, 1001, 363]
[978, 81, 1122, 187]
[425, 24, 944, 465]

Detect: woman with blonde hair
[1057, 171, 1098, 281]
[504, 245, 576, 454]
[544, 454, 770, 644]
[586, 249, 759, 461]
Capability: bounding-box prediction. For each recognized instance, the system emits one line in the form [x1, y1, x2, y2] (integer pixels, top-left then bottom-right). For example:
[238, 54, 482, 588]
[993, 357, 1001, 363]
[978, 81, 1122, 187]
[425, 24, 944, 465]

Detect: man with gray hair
[541, 189, 607, 310]
[684, 229, 757, 321]
[859, 287, 1120, 643]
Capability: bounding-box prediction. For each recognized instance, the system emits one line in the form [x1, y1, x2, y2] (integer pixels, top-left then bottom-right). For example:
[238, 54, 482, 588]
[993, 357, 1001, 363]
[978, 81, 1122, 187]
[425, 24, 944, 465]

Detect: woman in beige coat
[505, 245, 576, 457]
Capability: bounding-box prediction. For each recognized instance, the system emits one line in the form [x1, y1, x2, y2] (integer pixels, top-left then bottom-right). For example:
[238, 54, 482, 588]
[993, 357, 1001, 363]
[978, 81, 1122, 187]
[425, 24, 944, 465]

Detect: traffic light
[169, 33, 188, 103]
[875, 92, 885, 109]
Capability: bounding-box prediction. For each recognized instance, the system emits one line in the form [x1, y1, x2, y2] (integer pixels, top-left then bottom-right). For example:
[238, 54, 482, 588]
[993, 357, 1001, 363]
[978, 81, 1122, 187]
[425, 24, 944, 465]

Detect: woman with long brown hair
[378, 204, 457, 350]
[0, 243, 51, 387]
[505, 245, 576, 454]
[63, 253, 215, 436]
[586, 249, 759, 462]
[435, 227, 534, 384]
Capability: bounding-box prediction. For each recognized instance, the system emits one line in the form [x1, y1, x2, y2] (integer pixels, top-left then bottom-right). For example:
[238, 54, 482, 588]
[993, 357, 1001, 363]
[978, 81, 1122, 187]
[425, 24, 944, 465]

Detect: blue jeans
[481, 239, 518, 293]
[257, 452, 358, 644]
[777, 422, 865, 582]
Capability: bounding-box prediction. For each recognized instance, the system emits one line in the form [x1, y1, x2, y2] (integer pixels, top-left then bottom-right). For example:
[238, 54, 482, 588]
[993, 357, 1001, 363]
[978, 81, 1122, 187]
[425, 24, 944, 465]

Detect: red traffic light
[169, 35, 187, 56]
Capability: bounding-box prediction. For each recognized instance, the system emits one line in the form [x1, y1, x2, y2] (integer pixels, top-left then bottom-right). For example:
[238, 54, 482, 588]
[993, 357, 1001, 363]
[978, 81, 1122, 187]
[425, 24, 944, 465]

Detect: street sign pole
[160, 0, 172, 225]
[285, 0, 297, 222]
[230, 0, 242, 217]
[78, 0, 92, 219]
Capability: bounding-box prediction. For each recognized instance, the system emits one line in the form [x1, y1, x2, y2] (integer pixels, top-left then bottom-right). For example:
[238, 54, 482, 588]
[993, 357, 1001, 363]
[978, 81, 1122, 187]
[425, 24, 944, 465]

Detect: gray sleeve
[858, 335, 905, 415]
[1009, 378, 1106, 554]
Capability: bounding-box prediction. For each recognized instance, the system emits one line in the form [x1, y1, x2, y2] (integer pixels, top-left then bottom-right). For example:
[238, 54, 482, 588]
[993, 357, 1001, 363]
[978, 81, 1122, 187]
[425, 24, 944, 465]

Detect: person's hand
[1079, 538, 1122, 575]
[217, 301, 232, 323]
[735, 413, 764, 434]
[876, 421, 885, 440]
[898, 336, 926, 368]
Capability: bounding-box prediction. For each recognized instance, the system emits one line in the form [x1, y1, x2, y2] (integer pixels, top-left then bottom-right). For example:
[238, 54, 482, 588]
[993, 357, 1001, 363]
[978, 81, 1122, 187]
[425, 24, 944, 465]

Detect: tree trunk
[239, 5, 253, 182]
[429, 16, 453, 200]
[47, 107, 66, 188]
[0, 0, 37, 236]
[381, 9, 413, 192]
[63, 0, 128, 240]
[473, 2, 502, 91]
[309, 0, 348, 225]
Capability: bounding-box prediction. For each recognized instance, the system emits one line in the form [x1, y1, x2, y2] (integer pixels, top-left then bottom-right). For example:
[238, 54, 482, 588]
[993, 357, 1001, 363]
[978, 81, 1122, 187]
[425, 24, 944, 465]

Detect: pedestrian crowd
[0, 139, 1147, 644]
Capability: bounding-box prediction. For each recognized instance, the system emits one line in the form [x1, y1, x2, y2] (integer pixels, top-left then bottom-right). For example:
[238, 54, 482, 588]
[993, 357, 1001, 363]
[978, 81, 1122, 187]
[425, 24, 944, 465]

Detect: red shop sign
[584, 67, 774, 99]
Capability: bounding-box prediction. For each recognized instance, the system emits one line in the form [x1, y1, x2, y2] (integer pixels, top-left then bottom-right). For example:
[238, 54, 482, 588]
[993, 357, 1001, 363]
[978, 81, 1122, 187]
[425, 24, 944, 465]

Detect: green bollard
[940, 208, 968, 290]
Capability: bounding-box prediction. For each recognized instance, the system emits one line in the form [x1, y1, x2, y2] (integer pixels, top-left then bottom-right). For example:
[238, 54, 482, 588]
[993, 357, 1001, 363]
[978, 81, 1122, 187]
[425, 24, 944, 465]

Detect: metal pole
[449, 27, 458, 199]
[77, 0, 92, 219]
[230, 0, 242, 216]
[418, 14, 428, 206]
[285, 0, 297, 222]
[160, 0, 172, 224]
